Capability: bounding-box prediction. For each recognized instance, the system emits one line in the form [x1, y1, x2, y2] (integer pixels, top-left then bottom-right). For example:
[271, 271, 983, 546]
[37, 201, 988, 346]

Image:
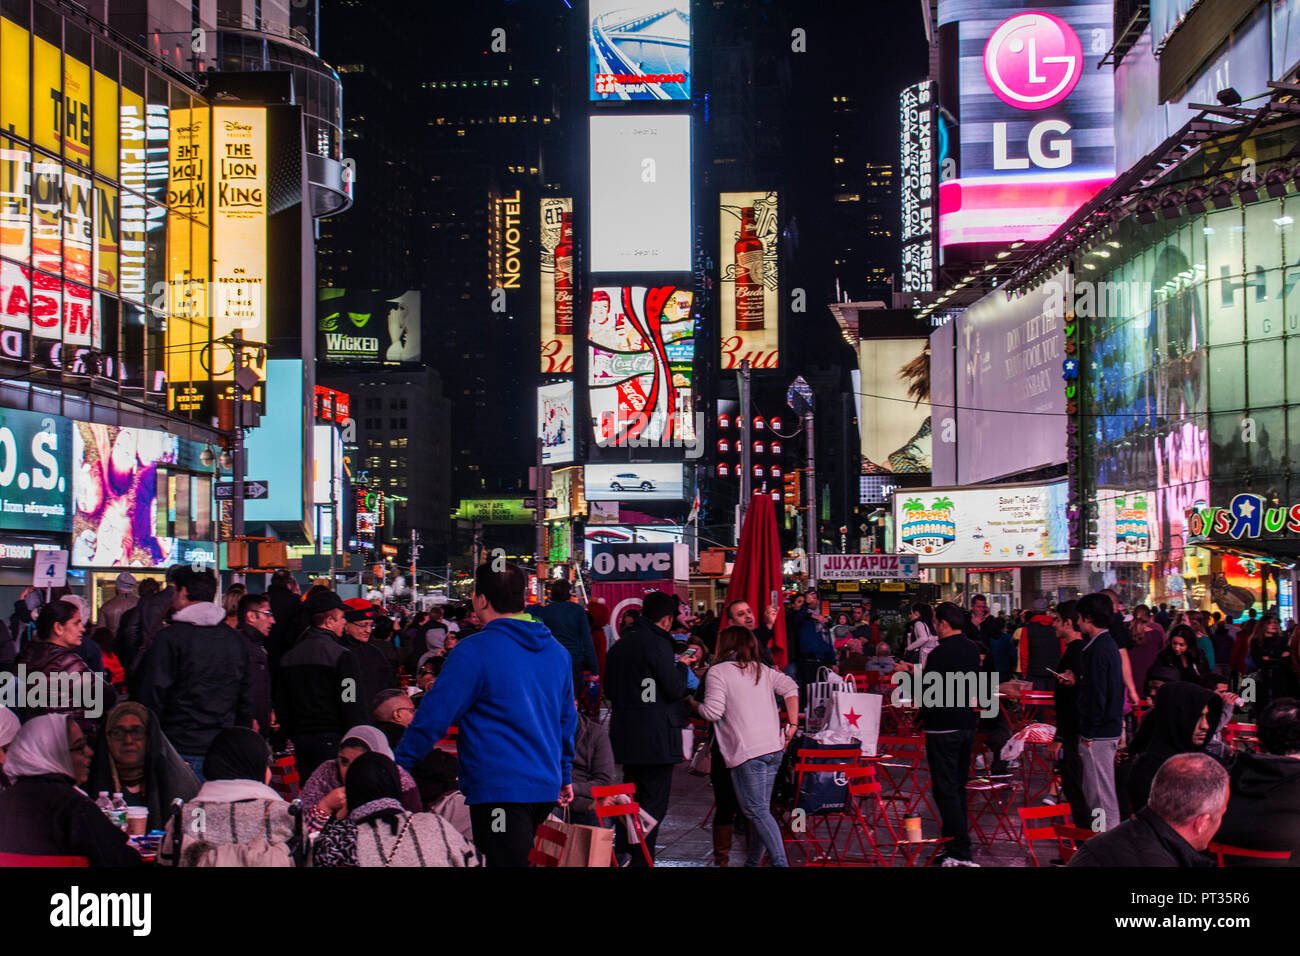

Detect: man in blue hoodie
[394, 562, 578, 867]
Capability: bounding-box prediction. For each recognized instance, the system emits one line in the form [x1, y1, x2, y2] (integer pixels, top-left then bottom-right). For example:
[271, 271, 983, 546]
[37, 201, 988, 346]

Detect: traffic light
[783, 469, 801, 507]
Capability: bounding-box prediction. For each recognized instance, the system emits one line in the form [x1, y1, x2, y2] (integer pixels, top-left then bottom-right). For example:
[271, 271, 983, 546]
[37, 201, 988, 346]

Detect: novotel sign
[590, 542, 687, 582]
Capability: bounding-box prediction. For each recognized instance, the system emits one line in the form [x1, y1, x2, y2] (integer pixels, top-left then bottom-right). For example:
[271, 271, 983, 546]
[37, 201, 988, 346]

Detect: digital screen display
[589, 1, 691, 101]
[584, 463, 686, 501]
[894, 481, 1070, 566]
[318, 288, 422, 364]
[588, 284, 695, 451]
[719, 191, 779, 370]
[589, 114, 691, 273]
[539, 197, 574, 374]
[539, 382, 575, 466]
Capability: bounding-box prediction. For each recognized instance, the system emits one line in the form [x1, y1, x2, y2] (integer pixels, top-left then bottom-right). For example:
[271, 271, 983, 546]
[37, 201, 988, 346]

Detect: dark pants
[292, 732, 340, 783]
[710, 745, 742, 826]
[925, 729, 974, 861]
[619, 763, 674, 866]
[468, 801, 553, 867]
[1056, 733, 1089, 828]
[979, 710, 1012, 774]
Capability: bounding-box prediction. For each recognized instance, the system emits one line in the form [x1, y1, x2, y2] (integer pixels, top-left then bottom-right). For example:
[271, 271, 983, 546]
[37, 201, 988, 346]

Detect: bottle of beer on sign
[734, 206, 764, 331]
[554, 211, 574, 334]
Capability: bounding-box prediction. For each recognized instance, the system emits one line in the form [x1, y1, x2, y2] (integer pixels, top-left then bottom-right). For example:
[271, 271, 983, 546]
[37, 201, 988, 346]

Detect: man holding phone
[723, 599, 778, 666]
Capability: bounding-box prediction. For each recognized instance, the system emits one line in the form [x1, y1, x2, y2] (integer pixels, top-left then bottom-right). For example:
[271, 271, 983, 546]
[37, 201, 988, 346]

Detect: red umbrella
[725, 490, 787, 668]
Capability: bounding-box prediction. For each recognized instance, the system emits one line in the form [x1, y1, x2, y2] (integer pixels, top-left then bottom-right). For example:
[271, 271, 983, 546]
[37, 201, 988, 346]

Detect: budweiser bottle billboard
[554, 211, 573, 335]
[734, 206, 764, 331]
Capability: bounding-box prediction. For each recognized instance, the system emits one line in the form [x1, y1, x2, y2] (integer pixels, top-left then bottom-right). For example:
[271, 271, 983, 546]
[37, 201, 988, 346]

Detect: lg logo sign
[984, 12, 1083, 172]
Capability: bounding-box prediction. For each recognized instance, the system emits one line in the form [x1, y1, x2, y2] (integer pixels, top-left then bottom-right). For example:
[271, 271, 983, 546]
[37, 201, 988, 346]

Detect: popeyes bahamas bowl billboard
[893, 480, 1069, 566]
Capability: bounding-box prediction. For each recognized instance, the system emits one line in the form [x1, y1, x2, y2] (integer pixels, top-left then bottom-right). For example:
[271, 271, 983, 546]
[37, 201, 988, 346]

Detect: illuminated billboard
[936, 2, 1114, 246]
[71, 422, 180, 568]
[209, 106, 268, 390]
[931, 271, 1068, 485]
[538, 382, 575, 465]
[539, 196, 574, 373]
[165, 104, 212, 415]
[546, 466, 587, 522]
[894, 480, 1069, 566]
[584, 463, 686, 501]
[589, 114, 691, 273]
[588, 284, 695, 449]
[318, 288, 422, 364]
[244, 360, 307, 526]
[719, 191, 779, 370]
[859, 338, 931, 474]
[456, 498, 534, 525]
[0, 409, 71, 533]
[899, 82, 935, 292]
[589, 0, 691, 101]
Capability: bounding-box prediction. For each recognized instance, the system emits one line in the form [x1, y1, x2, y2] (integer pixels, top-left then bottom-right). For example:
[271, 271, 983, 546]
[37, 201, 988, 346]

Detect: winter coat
[14, 640, 110, 731]
[98, 592, 138, 637]
[136, 602, 254, 755]
[604, 618, 690, 766]
[276, 627, 368, 739]
[1067, 806, 1215, 867]
[1213, 751, 1300, 865]
[340, 634, 400, 712]
[535, 600, 599, 677]
[1079, 630, 1124, 740]
[1127, 681, 1224, 813]
[237, 624, 274, 737]
[571, 713, 616, 815]
[0, 774, 142, 867]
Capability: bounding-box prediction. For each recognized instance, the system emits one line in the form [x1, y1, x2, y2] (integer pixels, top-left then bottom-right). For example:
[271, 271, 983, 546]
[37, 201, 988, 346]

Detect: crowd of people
[2, 564, 1297, 869]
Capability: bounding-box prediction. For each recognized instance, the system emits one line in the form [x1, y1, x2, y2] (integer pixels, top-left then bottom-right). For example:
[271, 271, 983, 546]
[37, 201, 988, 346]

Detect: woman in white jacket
[696, 626, 799, 866]
[905, 602, 939, 667]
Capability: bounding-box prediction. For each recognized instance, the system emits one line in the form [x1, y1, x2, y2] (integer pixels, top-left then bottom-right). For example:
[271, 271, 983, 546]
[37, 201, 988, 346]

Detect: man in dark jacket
[1069, 753, 1226, 867]
[264, 569, 302, 680]
[234, 593, 275, 738]
[341, 598, 399, 709]
[966, 594, 1002, 654]
[120, 567, 180, 697]
[918, 601, 983, 866]
[1051, 600, 1089, 826]
[136, 568, 253, 780]
[604, 590, 690, 866]
[1077, 592, 1125, 831]
[535, 580, 598, 688]
[1213, 697, 1300, 864]
[276, 589, 367, 780]
[1127, 680, 1222, 813]
[1018, 602, 1060, 691]
[724, 599, 776, 666]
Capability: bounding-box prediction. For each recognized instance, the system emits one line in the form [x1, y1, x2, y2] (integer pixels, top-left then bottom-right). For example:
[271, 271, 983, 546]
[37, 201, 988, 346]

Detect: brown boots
[712, 824, 734, 867]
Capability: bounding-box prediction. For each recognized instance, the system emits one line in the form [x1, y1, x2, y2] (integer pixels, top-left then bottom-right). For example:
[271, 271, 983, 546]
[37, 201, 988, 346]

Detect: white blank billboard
[589, 114, 691, 273]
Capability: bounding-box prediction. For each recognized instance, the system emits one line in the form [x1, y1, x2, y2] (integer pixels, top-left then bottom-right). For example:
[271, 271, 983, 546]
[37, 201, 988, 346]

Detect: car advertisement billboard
[539, 382, 575, 466]
[719, 191, 779, 370]
[0, 408, 71, 533]
[318, 288, 422, 364]
[539, 196, 574, 373]
[936, 1, 1115, 246]
[589, 284, 696, 450]
[589, 114, 691, 273]
[584, 463, 686, 501]
[893, 480, 1070, 566]
[589, 0, 691, 101]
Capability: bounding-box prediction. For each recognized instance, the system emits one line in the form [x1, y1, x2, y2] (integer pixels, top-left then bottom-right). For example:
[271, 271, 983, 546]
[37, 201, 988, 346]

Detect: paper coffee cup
[126, 806, 149, 836]
[904, 816, 922, 842]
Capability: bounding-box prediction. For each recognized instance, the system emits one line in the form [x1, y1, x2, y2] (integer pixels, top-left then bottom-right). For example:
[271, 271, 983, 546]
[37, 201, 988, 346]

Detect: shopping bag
[687, 734, 713, 776]
[826, 689, 881, 756]
[806, 667, 849, 733]
[793, 731, 855, 815]
[558, 820, 615, 867]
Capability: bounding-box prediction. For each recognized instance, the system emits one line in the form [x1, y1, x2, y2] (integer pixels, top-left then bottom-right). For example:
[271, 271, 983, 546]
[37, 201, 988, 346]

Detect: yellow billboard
[166, 106, 211, 413]
[209, 106, 267, 388]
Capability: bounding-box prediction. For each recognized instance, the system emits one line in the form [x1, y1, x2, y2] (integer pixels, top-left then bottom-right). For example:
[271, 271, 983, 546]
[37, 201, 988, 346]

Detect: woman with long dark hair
[904, 602, 938, 666]
[695, 626, 799, 867]
[1153, 625, 1208, 682]
[15, 600, 112, 733]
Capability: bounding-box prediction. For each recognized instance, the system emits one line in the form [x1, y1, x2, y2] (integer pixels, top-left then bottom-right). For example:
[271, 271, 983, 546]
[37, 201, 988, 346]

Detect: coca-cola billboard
[718, 191, 779, 370]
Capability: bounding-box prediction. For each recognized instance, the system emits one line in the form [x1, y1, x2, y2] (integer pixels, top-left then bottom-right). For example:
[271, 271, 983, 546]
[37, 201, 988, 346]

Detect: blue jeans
[730, 751, 788, 867]
[178, 754, 206, 784]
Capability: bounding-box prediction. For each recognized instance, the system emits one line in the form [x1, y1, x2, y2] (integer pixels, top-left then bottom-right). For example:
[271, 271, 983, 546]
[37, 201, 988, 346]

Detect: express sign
[815, 554, 920, 581]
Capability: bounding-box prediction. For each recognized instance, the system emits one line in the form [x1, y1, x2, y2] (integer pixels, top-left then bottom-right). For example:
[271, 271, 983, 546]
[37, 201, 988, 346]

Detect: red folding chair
[967, 778, 1021, 848]
[874, 735, 938, 821]
[528, 820, 569, 867]
[591, 783, 654, 867]
[832, 764, 902, 865]
[1053, 824, 1096, 863]
[1017, 803, 1073, 866]
[1207, 842, 1292, 867]
[781, 747, 863, 866]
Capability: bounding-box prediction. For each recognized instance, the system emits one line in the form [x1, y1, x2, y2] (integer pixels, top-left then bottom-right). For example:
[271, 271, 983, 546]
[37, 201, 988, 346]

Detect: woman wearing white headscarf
[0, 713, 141, 866]
[299, 724, 422, 836]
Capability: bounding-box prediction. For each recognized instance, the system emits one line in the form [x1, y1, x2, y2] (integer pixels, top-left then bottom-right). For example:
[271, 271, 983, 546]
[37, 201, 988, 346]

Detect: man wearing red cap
[342, 599, 399, 712]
